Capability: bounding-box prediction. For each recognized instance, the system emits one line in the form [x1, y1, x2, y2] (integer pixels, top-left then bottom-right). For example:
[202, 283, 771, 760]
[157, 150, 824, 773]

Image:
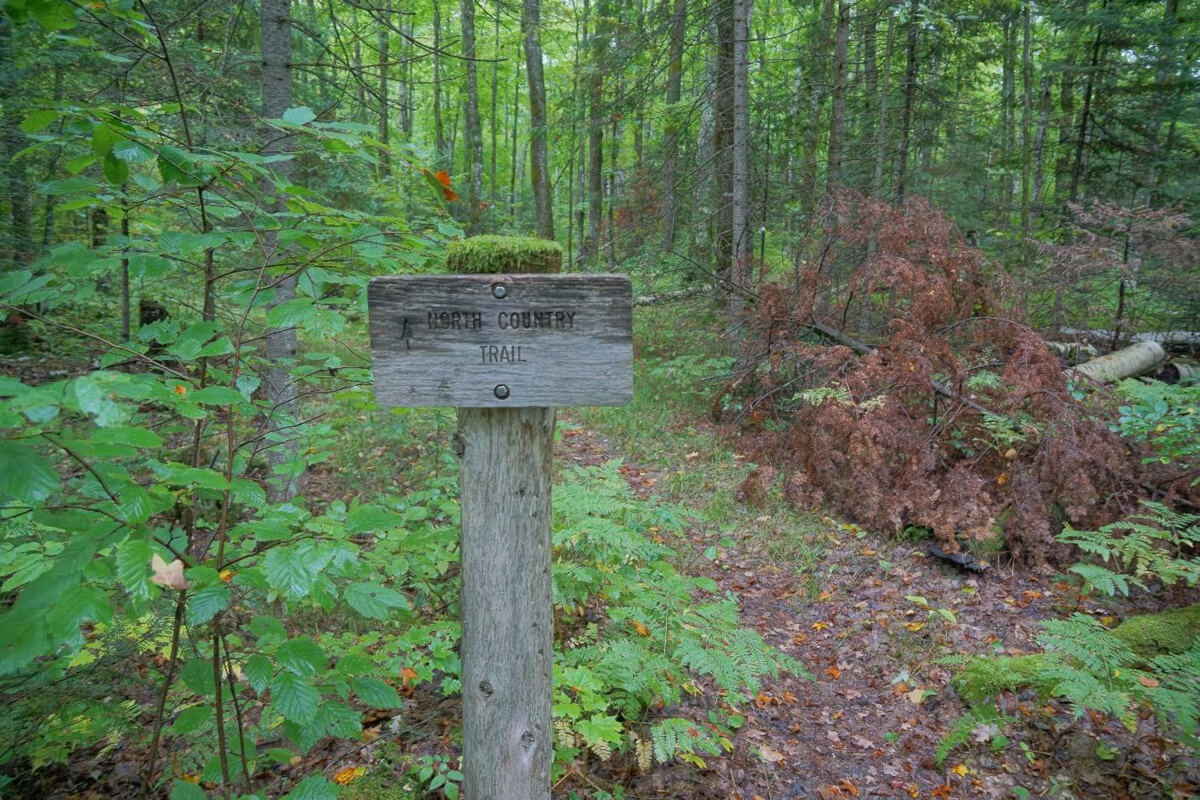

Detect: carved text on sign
[368, 274, 633, 408]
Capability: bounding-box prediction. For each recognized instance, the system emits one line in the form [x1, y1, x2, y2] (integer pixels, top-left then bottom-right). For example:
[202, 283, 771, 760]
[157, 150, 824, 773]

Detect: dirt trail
[555, 421, 1196, 800]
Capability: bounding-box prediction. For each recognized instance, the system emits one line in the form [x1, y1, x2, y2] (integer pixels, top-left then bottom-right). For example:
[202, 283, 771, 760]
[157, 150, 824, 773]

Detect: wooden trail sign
[368, 244, 632, 800]
[368, 274, 633, 407]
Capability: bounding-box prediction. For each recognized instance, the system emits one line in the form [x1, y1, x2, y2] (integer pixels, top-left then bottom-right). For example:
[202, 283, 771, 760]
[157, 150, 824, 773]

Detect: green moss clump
[1111, 605, 1200, 659]
[444, 235, 562, 275]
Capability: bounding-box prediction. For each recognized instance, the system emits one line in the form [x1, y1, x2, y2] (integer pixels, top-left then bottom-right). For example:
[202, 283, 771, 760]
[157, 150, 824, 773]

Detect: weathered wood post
[368, 235, 632, 799]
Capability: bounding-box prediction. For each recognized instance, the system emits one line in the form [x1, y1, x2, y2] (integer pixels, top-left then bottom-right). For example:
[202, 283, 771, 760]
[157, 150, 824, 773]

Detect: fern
[936, 706, 1015, 766]
[550, 462, 801, 771]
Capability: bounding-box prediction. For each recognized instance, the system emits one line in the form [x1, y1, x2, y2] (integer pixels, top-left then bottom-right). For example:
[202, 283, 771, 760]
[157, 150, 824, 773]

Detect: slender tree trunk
[490, 9, 500, 205]
[524, 0, 554, 239]
[433, 0, 446, 163]
[730, 0, 752, 346]
[0, 13, 31, 269]
[509, 51, 521, 218]
[895, 0, 919, 202]
[377, 0, 390, 180]
[690, 36, 716, 275]
[1032, 75, 1051, 219]
[660, 0, 686, 252]
[582, 0, 607, 265]
[462, 0, 484, 233]
[1019, 0, 1033, 254]
[261, 0, 301, 503]
[1069, 4, 1105, 204]
[826, 0, 850, 195]
[713, 0, 734, 281]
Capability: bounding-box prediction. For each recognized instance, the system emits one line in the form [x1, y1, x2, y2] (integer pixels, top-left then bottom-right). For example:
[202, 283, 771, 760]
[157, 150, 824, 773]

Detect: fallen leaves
[812, 620, 831, 631]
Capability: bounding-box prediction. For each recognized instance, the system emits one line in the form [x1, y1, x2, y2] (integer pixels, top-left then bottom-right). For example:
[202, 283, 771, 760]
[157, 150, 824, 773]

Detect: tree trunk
[1019, 0, 1033, 248]
[1069, 4, 1105, 204]
[1031, 75, 1051, 219]
[1068, 341, 1166, 384]
[490, 10, 500, 205]
[261, 0, 301, 503]
[895, 0, 920, 202]
[462, 0, 484, 233]
[582, 0, 607, 265]
[826, 0, 850, 195]
[713, 0, 734, 281]
[730, 0, 752, 349]
[659, 0, 686, 253]
[377, 0, 390, 179]
[524, 0, 554, 239]
[0, 13, 31, 269]
[433, 0, 446, 164]
[458, 407, 554, 800]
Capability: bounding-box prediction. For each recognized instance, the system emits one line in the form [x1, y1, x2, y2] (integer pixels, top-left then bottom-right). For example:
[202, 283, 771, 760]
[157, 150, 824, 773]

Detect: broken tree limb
[1067, 341, 1167, 384]
[806, 321, 994, 416]
[633, 287, 706, 306]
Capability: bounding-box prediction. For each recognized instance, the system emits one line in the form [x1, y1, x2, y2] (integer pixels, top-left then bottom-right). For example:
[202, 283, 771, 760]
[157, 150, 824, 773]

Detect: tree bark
[458, 405, 555, 800]
[895, 0, 920, 202]
[1068, 341, 1166, 384]
[377, 0, 390, 179]
[523, 0, 554, 239]
[730, 0, 752, 350]
[659, 0, 686, 253]
[826, 0, 850, 194]
[462, 0, 485, 233]
[0, 13, 31, 269]
[713, 0, 734, 281]
[261, 0, 301, 503]
[432, 0, 446, 163]
[581, 0, 607, 265]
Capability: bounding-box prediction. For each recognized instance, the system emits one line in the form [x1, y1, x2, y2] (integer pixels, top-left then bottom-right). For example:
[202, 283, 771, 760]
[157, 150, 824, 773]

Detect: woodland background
[1, 0, 1199, 798]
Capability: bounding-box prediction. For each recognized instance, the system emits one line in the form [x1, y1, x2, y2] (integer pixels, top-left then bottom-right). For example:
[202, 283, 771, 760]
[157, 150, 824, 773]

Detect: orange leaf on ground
[812, 621, 830, 631]
[1138, 676, 1160, 688]
[929, 783, 952, 799]
[333, 766, 366, 785]
[825, 666, 841, 680]
[399, 667, 419, 687]
[632, 620, 649, 636]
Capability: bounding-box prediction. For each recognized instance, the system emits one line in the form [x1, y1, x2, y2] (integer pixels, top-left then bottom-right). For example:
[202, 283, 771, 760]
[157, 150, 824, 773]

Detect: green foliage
[1114, 378, 1200, 471]
[942, 505, 1200, 764]
[551, 461, 803, 770]
[444, 235, 563, 274]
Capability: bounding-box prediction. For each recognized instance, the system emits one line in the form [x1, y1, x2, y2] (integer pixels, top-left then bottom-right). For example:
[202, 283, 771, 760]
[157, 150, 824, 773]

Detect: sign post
[368, 236, 632, 799]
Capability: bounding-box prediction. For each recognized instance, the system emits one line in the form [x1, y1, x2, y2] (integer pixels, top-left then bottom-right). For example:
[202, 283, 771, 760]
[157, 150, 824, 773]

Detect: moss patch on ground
[1112, 604, 1200, 658]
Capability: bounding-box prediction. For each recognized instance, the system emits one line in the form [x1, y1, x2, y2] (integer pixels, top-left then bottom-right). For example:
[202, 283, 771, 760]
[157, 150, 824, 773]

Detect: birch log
[1068, 341, 1167, 384]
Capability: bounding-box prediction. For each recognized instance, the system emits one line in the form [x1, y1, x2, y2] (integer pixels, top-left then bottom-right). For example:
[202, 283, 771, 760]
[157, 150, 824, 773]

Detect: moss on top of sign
[444, 235, 563, 275]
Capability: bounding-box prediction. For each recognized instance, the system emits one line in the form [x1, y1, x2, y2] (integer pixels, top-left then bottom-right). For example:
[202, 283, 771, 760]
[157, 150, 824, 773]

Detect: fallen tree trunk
[1060, 328, 1200, 349]
[1067, 341, 1166, 384]
[632, 287, 706, 306]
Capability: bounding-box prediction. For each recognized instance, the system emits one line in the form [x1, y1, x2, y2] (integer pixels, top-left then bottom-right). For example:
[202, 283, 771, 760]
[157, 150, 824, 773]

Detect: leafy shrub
[1113, 377, 1200, 472]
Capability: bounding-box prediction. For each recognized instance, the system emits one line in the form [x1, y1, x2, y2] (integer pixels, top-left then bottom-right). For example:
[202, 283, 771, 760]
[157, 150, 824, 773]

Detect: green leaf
[94, 426, 163, 449]
[188, 386, 246, 406]
[103, 151, 129, 185]
[281, 107, 317, 126]
[187, 584, 230, 627]
[169, 780, 209, 800]
[157, 145, 194, 184]
[0, 442, 60, 503]
[263, 543, 329, 598]
[344, 582, 410, 621]
[48, 584, 112, 638]
[283, 776, 336, 800]
[181, 658, 216, 696]
[271, 671, 320, 724]
[266, 298, 316, 328]
[116, 537, 154, 601]
[92, 123, 120, 157]
[275, 637, 327, 677]
[232, 478, 267, 508]
[350, 676, 401, 708]
[21, 110, 61, 134]
[345, 504, 404, 534]
[244, 654, 274, 693]
[170, 705, 213, 735]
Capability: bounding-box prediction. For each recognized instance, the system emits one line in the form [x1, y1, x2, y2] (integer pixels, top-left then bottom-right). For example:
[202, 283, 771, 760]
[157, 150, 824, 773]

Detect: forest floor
[553, 415, 1199, 800]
